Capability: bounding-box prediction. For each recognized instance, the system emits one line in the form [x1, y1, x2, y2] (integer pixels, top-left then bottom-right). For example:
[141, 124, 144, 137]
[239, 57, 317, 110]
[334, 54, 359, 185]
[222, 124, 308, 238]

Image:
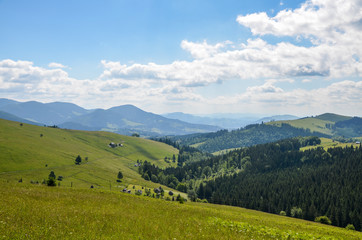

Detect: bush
[315, 216, 332, 225]
[47, 178, 56, 187]
[345, 224, 355, 230]
[279, 211, 286, 216]
[291, 207, 302, 218]
[176, 194, 184, 204]
[75, 155, 82, 165]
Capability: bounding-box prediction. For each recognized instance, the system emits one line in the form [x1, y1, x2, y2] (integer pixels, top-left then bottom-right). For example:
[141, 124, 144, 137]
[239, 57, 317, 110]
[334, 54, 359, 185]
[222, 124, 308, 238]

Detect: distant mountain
[0, 99, 91, 125]
[0, 98, 18, 108]
[61, 105, 221, 136]
[0, 99, 221, 136]
[163, 112, 259, 129]
[254, 115, 299, 124]
[0, 111, 42, 126]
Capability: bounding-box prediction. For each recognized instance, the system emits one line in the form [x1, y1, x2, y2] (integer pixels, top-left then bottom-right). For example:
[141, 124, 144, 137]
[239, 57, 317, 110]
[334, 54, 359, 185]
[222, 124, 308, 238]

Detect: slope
[172, 123, 328, 153]
[0, 99, 91, 125]
[1, 181, 360, 239]
[0, 110, 42, 126]
[0, 118, 178, 189]
[268, 113, 361, 138]
[62, 104, 221, 136]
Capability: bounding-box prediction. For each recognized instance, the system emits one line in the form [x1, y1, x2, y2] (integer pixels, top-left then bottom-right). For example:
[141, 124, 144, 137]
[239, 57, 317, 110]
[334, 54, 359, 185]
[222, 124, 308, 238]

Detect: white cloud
[99, 0, 362, 88]
[181, 40, 232, 59]
[48, 62, 67, 68]
[247, 81, 284, 94]
[1, 0, 362, 115]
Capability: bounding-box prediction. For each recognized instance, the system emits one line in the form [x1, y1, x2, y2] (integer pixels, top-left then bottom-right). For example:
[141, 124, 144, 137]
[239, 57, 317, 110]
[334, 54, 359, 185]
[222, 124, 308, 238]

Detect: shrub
[75, 155, 82, 165]
[315, 216, 332, 225]
[176, 194, 184, 204]
[291, 207, 302, 218]
[47, 177, 56, 187]
[117, 171, 123, 180]
[345, 224, 355, 230]
[279, 211, 287, 216]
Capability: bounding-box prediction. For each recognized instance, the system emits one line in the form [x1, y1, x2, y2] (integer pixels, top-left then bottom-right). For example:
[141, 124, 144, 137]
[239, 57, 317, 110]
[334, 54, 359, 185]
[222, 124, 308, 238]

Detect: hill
[173, 113, 362, 153]
[255, 114, 299, 124]
[269, 113, 361, 138]
[0, 118, 178, 189]
[1, 182, 360, 239]
[61, 105, 221, 136]
[0, 99, 91, 125]
[163, 112, 257, 129]
[0, 110, 42, 126]
[172, 123, 329, 153]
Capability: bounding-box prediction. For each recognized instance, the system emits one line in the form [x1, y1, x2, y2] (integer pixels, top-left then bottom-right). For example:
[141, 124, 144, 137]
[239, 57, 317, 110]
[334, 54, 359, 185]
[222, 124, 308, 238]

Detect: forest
[140, 137, 362, 231]
[170, 123, 329, 153]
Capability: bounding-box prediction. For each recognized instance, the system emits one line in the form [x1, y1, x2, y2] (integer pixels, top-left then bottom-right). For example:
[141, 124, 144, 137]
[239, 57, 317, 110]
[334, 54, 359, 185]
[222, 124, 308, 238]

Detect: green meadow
[267, 117, 335, 135]
[0, 118, 361, 239]
[1, 182, 361, 239]
[300, 137, 361, 151]
[0, 118, 178, 189]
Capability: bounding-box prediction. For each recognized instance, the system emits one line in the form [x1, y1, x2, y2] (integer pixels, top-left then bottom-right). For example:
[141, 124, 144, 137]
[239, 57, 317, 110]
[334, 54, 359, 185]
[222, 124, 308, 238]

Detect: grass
[267, 118, 334, 136]
[300, 137, 361, 151]
[0, 118, 178, 190]
[1, 118, 362, 239]
[1, 182, 361, 240]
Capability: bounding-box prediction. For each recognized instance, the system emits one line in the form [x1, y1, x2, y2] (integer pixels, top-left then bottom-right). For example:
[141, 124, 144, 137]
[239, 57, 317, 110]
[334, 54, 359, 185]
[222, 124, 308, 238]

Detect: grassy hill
[1, 118, 361, 238]
[0, 118, 178, 189]
[267, 117, 335, 135]
[268, 113, 361, 138]
[1, 182, 361, 239]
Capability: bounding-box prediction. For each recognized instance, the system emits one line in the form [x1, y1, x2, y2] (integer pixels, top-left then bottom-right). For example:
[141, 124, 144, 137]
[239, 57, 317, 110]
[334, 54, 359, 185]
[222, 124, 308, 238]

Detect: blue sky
[0, 0, 361, 116]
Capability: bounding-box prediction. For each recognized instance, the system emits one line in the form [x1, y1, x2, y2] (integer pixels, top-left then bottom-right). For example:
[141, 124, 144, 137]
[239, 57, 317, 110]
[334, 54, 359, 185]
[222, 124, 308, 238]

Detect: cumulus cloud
[99, 0, 362, 87]
[247, 81, 284, 94]
[181, 40, 232, 59]
[1, 0, 362, 115]
[48, 62, 67, 68]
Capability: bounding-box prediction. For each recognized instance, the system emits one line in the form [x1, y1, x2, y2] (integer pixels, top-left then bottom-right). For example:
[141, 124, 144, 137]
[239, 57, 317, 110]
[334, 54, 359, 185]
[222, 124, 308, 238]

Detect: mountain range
[0, 99, 221, 136]
[163, 112, 299, 129]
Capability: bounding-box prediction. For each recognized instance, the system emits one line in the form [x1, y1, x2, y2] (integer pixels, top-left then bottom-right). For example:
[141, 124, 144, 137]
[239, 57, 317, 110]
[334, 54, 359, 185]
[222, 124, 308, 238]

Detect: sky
[0, 0, 361, 117]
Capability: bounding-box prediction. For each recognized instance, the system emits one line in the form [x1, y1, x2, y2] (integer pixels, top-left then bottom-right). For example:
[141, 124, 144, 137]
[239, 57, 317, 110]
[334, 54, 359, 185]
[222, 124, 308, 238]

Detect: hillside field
[1, 181, 361, 239]
[0, 118, 178, 190]
[1, 118, 361, 239]
[267, 117, 335, 136]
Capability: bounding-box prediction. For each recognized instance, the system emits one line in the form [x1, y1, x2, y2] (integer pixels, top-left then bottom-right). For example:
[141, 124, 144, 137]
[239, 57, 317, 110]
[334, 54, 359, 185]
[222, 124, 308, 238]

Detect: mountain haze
[0, 99, 91, 125]
[61, 105, 221, 136]
[0, 99, 221, 136]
